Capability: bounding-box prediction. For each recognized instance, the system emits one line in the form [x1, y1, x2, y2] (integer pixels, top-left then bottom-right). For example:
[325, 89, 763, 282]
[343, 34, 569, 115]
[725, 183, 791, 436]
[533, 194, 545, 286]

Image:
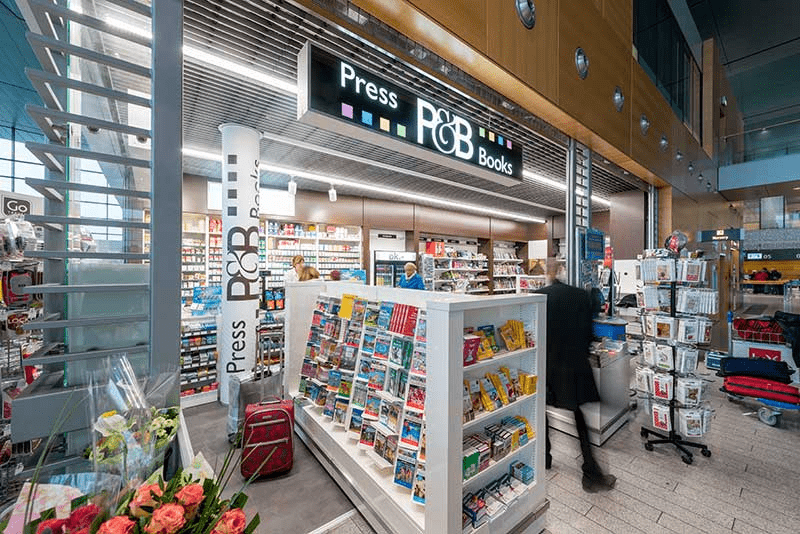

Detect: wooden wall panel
[630, 61, 675, 181]
[657, 185, 672, 244]
[486, 0, 559, 102]
[408, 0, 487, 53]
[363, 198, 414, 230]
[610, 190, 645, 259]
[489, 218, 545, 242]
[602, 0, 632, 46]
[415, 204, 491, 238]
[592, 210, 610, 235]
[702, 39, 719, 159]
[183, 174, 208, 214]
[558, 0, 631, 155]
[292, 191, 364, 226]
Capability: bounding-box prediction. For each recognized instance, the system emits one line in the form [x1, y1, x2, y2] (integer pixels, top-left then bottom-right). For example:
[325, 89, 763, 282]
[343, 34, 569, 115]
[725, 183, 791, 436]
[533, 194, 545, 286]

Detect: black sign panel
[304, 45, 523, 182]
[3, 196, 31, 216]
[743, 250, 800, 261]
[698, 228, 743, 242]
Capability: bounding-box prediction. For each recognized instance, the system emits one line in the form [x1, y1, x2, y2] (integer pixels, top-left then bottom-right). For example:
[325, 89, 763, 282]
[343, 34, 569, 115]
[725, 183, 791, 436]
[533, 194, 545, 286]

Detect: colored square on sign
[227, 207, 237, 216]
[397, 124, 406, 137]
[380, 117, 390, 132]
[479, 127, 486, 138]
[341, 103, 354, 119]
[506, 140, 512, 149]
[361, 110, 373, 126]
[498, 135, 504, 146]
[488, 131, 495, 142]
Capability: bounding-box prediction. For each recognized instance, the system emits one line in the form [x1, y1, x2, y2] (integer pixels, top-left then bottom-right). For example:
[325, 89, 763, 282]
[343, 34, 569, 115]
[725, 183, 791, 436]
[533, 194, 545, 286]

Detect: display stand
[284, 282, 548, 534]
[637, 256, 714, 464]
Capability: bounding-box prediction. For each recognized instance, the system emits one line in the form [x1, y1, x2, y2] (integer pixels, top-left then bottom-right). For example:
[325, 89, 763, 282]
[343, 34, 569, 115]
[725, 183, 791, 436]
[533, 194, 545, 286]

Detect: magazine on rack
[412, 462, 426, 504]
[400, 411, 423, 448]
[406, 374, 426, 411]
[379, 399, 402, 433]
[348, 407, 364, 436]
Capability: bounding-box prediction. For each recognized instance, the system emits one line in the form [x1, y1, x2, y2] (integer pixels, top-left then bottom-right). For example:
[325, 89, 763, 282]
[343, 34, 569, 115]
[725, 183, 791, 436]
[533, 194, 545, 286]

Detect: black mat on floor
[742, 304, 768, 315]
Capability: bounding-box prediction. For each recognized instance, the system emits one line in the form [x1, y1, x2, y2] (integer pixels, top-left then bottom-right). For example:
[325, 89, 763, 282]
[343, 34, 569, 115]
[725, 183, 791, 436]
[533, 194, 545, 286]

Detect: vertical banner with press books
[218, 124, 261, 404]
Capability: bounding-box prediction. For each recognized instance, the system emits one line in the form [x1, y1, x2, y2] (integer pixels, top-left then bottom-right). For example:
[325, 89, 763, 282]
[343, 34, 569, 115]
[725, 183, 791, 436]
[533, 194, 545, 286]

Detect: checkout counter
[546, 317, 631, 446]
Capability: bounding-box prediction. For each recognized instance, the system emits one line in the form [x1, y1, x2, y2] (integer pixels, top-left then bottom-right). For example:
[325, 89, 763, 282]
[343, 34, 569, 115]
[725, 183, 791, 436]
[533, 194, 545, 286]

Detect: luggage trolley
[724, 316, 800, 426]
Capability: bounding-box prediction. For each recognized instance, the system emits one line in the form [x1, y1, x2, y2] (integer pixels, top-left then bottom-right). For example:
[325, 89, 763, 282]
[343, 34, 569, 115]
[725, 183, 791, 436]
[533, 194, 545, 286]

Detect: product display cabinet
[285, 282, 548, 534]
[492, 242, 525, 294]
[263, 221, 362, 286]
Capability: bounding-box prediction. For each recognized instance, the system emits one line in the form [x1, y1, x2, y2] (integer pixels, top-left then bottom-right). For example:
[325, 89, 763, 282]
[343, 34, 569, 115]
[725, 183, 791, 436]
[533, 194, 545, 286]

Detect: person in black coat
[536, 263, 616, 492]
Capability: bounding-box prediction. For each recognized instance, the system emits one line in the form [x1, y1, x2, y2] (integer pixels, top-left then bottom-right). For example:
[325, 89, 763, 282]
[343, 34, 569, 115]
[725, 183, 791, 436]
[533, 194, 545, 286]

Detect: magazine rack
[637, 257, 713, 464]
[284, 282, 548, 534]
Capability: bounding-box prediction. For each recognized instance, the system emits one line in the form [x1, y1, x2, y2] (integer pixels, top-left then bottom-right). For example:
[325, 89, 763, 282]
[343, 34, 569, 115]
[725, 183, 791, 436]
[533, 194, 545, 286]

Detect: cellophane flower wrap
[2, 356, 261, 534]
[85, 358, 180, 486]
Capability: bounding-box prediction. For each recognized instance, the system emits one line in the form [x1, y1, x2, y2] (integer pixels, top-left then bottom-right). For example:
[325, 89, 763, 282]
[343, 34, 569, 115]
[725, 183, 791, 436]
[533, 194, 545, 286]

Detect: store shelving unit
[263, 221, 362, 285]
[179, 316, 218, 405]
[207, 216, 222, 287]
[284, 282, 548, 534]
[515, 275, 546, 293]
[492, 242, 525, 294]
[424, 255, 490, 294]
[182, 214, 207, 304]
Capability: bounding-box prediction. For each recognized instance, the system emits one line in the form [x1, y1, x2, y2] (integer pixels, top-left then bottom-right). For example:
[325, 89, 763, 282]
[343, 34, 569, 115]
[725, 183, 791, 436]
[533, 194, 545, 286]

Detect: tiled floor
[185, 359, 800, 534]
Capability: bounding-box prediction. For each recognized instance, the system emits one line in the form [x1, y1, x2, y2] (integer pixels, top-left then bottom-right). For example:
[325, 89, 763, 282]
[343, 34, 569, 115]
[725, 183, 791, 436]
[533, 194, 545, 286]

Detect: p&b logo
[3, 197, 31, 216]
[416, 98, 514, 176]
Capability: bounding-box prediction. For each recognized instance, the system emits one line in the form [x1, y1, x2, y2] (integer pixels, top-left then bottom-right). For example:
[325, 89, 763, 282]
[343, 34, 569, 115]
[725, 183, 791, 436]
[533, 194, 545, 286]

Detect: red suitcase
[723, 376, 800, 405]
[240, 397, 294, 478]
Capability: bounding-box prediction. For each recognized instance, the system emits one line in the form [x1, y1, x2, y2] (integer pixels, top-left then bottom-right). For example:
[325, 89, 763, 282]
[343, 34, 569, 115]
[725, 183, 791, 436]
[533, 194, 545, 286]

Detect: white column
[218, 124, 261, 404]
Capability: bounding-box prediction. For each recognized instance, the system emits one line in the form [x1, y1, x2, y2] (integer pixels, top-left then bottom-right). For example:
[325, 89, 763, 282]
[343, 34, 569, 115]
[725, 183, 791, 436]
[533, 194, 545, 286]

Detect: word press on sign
[218, 124, 261, 405]
[297, 42, 523, 187]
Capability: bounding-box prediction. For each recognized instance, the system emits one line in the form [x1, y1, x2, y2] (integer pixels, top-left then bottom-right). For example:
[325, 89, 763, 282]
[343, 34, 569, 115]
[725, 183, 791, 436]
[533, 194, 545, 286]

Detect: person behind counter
[298, 265, 321, 281]
[285, 255, 305, 283]
[397, 262, 426, 290]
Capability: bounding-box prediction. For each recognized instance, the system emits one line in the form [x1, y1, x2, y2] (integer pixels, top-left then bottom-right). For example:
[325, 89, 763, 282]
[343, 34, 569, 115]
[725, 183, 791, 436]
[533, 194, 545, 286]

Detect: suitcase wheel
[757, 407, 780, 426]
[701, 448, 711, 458]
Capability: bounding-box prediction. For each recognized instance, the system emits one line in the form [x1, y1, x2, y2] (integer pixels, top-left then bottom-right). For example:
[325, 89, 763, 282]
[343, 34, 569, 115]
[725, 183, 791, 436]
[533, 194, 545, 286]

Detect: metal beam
[566, 138, 577, 286]
[150, 0, 183, 389]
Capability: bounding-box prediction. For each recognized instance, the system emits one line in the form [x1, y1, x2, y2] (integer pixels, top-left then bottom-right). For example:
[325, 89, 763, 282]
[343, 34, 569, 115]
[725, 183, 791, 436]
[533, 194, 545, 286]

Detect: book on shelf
[368, 360, 387, 390]
[364, 391, 381, 418]
[467, 379, 484, 415]
[351, 298, 367, 323]
[379, 400, 402, 433]
[374, 334, 391, 360]
[333, 398, 349, 426]
[351, 380, 368, 408]
[415, 311, 427, 343]
[348, 407, 364, 436]
[400, 411, 423, 448]
[357, 357, 372, 382]
[479, 377, 504, 411]
[377, 302, 395, 330]
[338, 372, 353, 398]
[327, 370, 342, 392]
[406, 374, 426, 411]
[410, 344, 426, 376]
[478, 325, 500, 352]
[463, 381, 474, 423]
[393, 447, 417, 489]
[364, 303, 380, 328]
[359, 423, 377, 448]
[323, 390, 337, 417]
[463, 334, 481, 366]
[361, 328, 377, 355]
[412, 462, 426, 504]
[389, 336, 413, 368]
[340, 346, 358, 371]
[499, 366, 522, 398]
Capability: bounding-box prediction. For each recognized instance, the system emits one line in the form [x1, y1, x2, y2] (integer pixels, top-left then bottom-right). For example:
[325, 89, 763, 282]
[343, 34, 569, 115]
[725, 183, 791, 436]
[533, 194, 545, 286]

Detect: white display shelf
[493, 259, 523, 264]
[463, 347, 536, 373]
[434, 268, 487, 272]
[467, 288, 490, 294]
[463, 394, 536, 432]
[285, 284, 546, 534]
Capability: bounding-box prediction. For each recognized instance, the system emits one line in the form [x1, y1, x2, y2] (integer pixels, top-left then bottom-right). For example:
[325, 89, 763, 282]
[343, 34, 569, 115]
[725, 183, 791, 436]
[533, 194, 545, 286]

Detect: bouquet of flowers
[5, 449, 260, 534]
[87, 407, 180, 469]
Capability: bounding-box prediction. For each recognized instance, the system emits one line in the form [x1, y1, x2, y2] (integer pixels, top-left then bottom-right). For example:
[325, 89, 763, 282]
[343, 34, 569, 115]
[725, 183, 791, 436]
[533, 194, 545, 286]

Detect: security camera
[87, 126, 100, 134]
[136, 135, 148, 144]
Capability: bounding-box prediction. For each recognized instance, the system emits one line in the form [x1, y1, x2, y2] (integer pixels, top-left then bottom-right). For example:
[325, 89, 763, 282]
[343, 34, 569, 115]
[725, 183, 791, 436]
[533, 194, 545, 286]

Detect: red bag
[240, 397, 294, 478]
[3, 270, 33, 307]
[723, 376, 800, 405]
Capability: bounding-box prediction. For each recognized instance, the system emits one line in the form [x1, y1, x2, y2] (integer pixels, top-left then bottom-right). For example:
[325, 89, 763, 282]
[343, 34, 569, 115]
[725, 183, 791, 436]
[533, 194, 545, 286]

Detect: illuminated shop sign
[697, 228, 743, 242]
[297, 43, 523, 186]
[744, 250, 800, 261]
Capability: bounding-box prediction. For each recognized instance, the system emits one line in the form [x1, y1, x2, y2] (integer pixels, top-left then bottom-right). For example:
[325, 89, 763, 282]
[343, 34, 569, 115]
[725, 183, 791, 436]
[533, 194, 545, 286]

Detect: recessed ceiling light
[793, 186, 800, 190]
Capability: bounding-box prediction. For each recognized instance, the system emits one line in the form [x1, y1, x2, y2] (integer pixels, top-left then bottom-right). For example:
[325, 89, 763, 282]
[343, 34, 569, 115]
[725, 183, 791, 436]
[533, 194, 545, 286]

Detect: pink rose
[66, 504, 100, 531]
[210, 509, 247, 534]
[98, 516, 136, 534]
[144, 503, 186, 534]
[130, 483, 164, 517]
[36, 519, 66, 534]
[175, 483, 205, 519]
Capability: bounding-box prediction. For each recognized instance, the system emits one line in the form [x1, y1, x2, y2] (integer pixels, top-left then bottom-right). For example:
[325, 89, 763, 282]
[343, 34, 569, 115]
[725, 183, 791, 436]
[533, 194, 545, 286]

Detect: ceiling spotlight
[688, 162, 694, 173]
[575, 48, 589, 79]
[676, 151, 683, 161]
[720, 95, 728, 107]
[761, 128, 768, 134]
[287, 177, 297, 196]
[613, 87, 625, 112]
[328, 184, 337, 202]
[698, 172, 704, 181]
[706, 181, 712, 191]
[659, 135, 668, 151]
[640, 115, 650, 135]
